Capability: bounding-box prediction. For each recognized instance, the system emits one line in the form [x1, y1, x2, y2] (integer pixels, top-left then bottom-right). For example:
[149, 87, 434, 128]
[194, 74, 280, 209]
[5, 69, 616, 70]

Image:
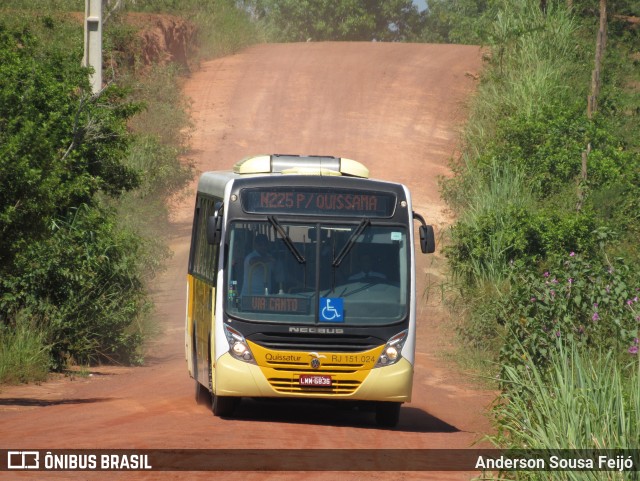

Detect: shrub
[3, 205, 148, 369]
[497, 252, 639, 375]
[446, 202, 599, 288]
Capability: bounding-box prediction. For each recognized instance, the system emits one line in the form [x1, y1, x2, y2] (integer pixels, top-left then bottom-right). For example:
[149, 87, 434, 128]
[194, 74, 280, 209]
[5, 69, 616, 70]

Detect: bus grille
[263, 362, 369, 395]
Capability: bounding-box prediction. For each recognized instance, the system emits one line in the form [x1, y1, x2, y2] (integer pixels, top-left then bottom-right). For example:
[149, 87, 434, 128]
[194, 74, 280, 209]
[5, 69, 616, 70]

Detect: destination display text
[242, 188, 396, 217]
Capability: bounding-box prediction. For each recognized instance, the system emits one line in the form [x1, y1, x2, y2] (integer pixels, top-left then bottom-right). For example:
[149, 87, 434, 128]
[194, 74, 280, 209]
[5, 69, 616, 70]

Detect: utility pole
[83, 0, 102, 94]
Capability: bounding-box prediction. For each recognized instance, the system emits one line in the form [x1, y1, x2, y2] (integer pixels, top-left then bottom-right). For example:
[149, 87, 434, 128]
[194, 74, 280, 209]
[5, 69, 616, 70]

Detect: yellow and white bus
[186, 155, 435, 427]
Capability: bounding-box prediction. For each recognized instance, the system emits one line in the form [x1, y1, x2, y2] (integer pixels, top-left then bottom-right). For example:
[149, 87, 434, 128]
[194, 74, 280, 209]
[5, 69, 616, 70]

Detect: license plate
[299, 375, 332, 387]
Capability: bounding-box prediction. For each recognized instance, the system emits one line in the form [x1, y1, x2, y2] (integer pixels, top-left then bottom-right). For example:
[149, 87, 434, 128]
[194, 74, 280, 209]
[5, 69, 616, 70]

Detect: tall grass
[457, 159, 536, 285]
[447, 0, 584, 218]
[490, 343, 639, 480]
[460, 0, 581, 163]
[0, 313, 50, 384]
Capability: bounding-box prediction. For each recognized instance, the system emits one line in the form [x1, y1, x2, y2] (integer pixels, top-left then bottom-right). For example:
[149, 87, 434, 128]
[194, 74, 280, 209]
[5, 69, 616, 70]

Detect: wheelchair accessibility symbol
[319, 297, 344, 322]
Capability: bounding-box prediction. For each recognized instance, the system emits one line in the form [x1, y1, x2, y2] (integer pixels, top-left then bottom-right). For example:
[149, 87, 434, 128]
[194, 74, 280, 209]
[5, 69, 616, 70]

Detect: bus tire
[375, 402, 401, 428]
[212, 395, 238, 417]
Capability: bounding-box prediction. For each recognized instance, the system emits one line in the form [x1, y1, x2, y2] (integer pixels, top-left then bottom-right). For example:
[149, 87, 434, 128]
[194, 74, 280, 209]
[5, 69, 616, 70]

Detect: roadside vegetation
[0, 0, 262, 381]
[429, 0, 640, 471]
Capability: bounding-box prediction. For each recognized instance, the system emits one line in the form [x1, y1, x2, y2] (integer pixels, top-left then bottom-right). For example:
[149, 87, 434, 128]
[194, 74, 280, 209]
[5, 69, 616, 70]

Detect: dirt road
[0, 42, 492, 480]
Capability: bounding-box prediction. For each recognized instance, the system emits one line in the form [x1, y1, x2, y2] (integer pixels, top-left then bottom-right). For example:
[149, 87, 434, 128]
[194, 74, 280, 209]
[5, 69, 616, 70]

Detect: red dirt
[0, 41, 494, 480]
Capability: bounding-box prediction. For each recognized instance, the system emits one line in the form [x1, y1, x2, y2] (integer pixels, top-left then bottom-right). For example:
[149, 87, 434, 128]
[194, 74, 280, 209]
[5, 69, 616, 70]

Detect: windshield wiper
[332, 218, 370, 268]
[268, 215, 306, 264]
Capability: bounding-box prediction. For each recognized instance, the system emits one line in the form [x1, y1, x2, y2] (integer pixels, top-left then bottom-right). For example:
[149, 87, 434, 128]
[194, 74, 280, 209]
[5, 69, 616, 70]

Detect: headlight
[224, 324, 256, 364]
[374, 330, 407, 368]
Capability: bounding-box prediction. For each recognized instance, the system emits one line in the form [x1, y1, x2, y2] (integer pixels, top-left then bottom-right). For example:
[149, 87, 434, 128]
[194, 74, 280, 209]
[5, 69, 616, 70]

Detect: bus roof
[233, 155, 369, 178]
[197, 155, 372, 197]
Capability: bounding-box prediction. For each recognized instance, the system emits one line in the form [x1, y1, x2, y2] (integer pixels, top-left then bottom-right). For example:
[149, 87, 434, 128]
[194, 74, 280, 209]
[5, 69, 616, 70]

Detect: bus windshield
[225, 221, 408, 326]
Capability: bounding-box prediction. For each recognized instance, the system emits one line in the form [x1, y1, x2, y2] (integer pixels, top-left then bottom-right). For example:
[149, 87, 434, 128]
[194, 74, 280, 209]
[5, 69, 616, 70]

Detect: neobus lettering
[289, 327, 344, 334]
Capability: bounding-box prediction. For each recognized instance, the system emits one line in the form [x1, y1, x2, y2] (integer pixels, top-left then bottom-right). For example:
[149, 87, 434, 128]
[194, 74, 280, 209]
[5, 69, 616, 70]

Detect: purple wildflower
[592, 312, 599, 321]
[556, 331, 561, 337]
[568, 278, 574, 284]
[629, 345, 639, 355]
[530, 297, 537, 302]
[543, 272, 550, 278]
[570, 252, 575, 257]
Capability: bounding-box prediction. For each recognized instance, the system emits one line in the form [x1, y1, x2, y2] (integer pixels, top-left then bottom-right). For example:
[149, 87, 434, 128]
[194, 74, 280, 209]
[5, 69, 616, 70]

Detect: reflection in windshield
[225, 221, 408, 326]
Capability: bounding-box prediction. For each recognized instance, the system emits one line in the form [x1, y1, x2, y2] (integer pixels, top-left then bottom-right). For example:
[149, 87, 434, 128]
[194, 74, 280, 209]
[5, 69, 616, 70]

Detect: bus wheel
[375, 402, 401, 428]
[212, 395, 238, 417]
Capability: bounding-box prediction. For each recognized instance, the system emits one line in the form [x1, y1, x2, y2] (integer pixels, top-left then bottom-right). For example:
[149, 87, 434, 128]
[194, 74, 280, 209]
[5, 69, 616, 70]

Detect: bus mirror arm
[207, 203, 224, 245]
[413, 212, 435, 254]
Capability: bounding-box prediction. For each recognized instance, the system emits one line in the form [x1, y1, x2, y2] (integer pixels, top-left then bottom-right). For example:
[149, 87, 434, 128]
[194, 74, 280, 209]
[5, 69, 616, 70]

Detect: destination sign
[241, 295, 310, 314]
[242, 188, 396, 217]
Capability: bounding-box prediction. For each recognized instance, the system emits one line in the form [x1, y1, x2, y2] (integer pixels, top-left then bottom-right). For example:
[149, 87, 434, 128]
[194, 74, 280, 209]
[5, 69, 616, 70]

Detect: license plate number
[299, 375, 332, 387]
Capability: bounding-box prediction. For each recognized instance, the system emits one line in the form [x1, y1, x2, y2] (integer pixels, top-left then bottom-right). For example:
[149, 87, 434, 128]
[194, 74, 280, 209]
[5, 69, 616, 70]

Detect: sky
[414, 0, 427, 12]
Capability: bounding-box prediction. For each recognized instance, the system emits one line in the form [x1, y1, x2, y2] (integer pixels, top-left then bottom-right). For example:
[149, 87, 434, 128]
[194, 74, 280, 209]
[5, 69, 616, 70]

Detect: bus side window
[191, 196, 222, 285]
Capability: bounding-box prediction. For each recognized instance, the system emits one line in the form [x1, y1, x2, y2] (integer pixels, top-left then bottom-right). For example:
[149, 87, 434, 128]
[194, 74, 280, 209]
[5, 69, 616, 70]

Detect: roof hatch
[232, 154, 369, 178]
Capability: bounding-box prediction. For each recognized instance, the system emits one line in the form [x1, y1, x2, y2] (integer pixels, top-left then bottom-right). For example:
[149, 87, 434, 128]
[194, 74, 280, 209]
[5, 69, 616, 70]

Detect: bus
[185, 154, 435, 427]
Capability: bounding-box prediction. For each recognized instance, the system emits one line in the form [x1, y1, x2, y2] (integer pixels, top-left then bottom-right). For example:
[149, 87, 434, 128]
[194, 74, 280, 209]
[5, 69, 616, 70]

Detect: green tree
[0, 23, 140, 274]
[241, 0, 426, 41]
[420, 0, 493, 44]
[0, 21, 144, 366]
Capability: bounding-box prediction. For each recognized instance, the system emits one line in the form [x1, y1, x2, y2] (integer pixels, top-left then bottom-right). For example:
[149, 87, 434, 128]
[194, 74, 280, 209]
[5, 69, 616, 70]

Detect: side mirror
[206, 202, 223, 245]
[414, 211, 435, 254]
[419, 225, 436, 254]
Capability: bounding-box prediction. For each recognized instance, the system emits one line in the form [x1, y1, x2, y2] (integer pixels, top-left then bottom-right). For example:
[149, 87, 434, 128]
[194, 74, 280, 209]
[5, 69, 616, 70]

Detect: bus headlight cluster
[224, 324, 256, 364]
[374, 330, 407, 368]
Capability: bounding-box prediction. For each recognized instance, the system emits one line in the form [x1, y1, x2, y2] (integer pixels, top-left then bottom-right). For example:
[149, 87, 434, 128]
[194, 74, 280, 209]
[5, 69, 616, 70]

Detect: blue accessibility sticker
[319, 297, 344, 322]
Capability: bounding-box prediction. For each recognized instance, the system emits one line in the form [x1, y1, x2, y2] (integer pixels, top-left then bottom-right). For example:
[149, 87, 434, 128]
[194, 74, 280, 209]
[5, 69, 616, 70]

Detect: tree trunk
[579, 0, 607, 210]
